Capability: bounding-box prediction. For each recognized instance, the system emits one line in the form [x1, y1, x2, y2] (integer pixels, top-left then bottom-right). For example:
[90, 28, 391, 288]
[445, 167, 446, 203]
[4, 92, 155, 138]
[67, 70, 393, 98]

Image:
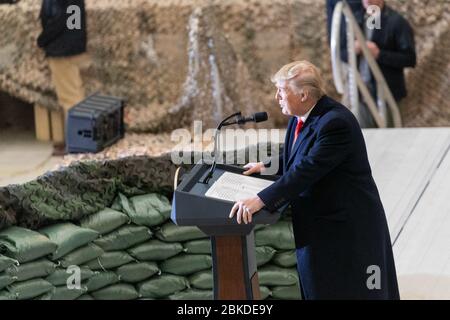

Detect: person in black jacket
[326, 0, 365, 50]
[37, 0, 88, 155]
[355, 0, 416, 102]
[37, 0, 86, 57]
[327, 0, 416, 128]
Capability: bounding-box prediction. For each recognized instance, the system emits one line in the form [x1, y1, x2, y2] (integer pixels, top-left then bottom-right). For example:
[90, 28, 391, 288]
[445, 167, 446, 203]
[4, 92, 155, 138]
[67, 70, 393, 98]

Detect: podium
[171, 162, 285, 300]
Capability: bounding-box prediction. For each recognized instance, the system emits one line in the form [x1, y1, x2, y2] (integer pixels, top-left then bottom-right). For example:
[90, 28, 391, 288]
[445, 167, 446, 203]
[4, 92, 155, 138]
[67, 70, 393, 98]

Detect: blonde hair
[271, 60, 326, 100]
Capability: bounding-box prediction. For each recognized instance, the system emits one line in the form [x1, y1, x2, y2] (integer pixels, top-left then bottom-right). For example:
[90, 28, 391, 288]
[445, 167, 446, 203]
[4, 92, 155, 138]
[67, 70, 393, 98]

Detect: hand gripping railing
[330, 0, 402, 128]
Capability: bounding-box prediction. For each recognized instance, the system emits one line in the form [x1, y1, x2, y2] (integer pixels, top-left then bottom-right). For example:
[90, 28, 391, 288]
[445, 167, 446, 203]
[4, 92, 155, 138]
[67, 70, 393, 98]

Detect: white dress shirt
[296, 103, 316, 124]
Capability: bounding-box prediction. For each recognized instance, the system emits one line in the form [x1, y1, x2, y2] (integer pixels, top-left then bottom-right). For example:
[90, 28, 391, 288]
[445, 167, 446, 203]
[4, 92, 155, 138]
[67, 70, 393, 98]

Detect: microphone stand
[201, 112, 242, 184]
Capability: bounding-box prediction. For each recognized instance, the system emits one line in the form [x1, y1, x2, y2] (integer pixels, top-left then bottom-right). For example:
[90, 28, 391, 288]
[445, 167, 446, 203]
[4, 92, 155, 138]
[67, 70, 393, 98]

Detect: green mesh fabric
[0, 155, 178, 231]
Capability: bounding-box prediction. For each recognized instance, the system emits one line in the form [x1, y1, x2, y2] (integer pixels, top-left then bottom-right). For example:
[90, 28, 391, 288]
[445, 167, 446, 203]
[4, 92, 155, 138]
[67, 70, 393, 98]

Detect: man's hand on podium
[242, 162, 266, 175]
[229, 196, 265, 224]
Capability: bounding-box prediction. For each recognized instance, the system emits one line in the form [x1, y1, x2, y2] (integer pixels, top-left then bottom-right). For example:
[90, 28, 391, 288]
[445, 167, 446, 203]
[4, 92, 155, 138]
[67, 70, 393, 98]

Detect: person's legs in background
[47, 54, 87, 155]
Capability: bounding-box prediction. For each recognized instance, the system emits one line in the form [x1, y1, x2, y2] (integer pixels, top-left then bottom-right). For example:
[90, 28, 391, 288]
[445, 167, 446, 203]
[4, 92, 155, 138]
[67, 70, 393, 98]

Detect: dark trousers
[295, 248, 307, 300]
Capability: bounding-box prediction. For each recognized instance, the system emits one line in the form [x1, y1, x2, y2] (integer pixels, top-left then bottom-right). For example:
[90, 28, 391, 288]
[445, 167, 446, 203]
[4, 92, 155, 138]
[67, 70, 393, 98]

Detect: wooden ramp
[363, 128, 450, 300]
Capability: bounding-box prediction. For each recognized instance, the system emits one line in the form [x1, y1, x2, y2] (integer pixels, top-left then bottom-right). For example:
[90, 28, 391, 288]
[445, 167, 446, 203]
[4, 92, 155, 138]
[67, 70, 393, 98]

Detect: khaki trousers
[48, 53, 89, 143]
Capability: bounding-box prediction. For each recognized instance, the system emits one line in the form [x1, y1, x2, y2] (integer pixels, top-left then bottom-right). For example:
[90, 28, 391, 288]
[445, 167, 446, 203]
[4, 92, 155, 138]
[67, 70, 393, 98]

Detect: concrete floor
[364, 128, 450, 300]
[0, 130, 62, 186]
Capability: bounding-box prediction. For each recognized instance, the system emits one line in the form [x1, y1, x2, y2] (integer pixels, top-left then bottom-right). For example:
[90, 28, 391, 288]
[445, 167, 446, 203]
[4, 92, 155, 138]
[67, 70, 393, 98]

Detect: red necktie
[293, 118, 304, 144]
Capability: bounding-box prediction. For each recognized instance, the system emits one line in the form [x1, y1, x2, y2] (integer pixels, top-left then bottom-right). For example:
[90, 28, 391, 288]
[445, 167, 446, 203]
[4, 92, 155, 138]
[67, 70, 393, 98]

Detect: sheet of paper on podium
[205, 172, 274, 202]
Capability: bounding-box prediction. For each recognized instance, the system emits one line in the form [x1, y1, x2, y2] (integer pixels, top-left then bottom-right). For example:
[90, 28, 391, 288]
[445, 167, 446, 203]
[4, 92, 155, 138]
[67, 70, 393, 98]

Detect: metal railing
[330, 0, 402, 128]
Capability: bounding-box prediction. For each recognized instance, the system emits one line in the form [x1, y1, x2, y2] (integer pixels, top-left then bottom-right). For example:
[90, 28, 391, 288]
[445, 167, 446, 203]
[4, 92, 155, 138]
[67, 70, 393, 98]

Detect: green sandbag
[257, 265, 298, 286]
[138, 274, 189, 299]
[110, 195, 123, 211]
[39, 223, 99, 260]
[0, 290, 17, 300]
[7, 279, 54, 300]
[5, 258, 56, 282]
[34, 294, 52, 300]
[58, 243, 104, 268]
[183, 239, 211, 254]
[272, 250, 297, 268]
[0, 227, 57, 263]
[46, 267, 96, 286]
[255, 221, 295, 250]
[79, 208, 129, 235]
[128, 240, 183, 261]
[160, 254, 212, 276]
[169, 288, 212, 300]
[0, 255, 19, 273]
[91, 284, 139, 300]
[0, 273, 17, 290]
[85, 251, 135, 271]
[37, 285, 88, 300]
[116, 262, 160, 283]
[85, 271, 120, 292]
[116, 193, 133, 216]
[155, 222, 207, 242]
[255, 246, 276, 267]
[77, 294, 94, 300]
[254, 224, 269, 231]
[188, 270, 212, 290]
[127, 193, 172, 227]
[271, 284, 301, 300]
[94, 225, 152, 251]
[260, 286, 271, 300]
[188, 273, 272, 296]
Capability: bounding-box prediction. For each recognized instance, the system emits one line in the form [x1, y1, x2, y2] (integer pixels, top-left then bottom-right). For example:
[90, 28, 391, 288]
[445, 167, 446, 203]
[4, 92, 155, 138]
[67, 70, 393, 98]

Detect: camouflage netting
[1, 0, 448, 132]
[399, 14, 450, 127]
[0, 155, 177, 230]
[60, 133, 178, 165]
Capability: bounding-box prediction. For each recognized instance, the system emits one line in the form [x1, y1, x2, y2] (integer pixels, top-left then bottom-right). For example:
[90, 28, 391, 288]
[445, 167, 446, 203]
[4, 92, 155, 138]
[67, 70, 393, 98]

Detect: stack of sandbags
[78, 207, 152, 300]
[182, 218, 301, 300]
[36, 223, 100, 300]
[139, 219, 211, 300]
[0, 227, 57, 300]
[115, 193, 211, 300]
[0, 223, 104, 300]
[255, 219, 301, 299]
[0, 191, 301, 300]
[78, 193, 178, 300]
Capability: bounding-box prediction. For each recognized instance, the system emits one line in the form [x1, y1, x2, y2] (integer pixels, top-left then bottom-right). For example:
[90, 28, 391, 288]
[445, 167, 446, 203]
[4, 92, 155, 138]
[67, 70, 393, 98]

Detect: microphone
[227, 112, 269, 125]
[201, 111, 269, 184]
[237, 112, 268, 124]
